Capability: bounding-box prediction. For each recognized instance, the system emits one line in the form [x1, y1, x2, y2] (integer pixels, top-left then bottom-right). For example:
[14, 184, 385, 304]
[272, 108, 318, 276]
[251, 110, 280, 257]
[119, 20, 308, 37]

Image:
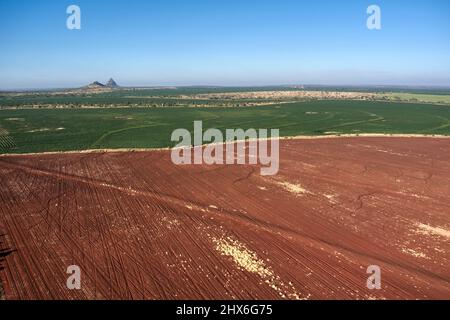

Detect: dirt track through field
[0, 137, 449, 299]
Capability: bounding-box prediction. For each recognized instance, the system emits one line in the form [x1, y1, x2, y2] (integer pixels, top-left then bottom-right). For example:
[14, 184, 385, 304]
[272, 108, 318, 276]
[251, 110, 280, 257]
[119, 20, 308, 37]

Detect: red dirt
[0, 137, 449, 300]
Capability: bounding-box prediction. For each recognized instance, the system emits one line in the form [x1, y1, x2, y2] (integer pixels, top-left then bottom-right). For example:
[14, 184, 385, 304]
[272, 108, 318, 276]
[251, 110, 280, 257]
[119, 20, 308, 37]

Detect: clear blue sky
[0, 0, 449, 89]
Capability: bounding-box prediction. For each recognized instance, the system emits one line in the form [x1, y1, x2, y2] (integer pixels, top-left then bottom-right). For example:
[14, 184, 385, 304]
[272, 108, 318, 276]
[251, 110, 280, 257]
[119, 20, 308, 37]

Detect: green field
[1, 100, 449, 154]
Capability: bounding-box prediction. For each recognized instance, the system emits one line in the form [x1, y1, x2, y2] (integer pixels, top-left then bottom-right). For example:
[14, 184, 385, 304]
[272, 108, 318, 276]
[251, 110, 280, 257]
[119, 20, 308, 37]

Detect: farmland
[1, 137, 449, 299]
[1, 88, 450, 300]
[1, 100, 450, 154]
[2, 86, 450, 108]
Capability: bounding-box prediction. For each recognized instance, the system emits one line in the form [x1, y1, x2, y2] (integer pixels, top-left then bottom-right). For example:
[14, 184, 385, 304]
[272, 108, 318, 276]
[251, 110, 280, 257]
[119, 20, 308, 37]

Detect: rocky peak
[106, 78, 118, 88]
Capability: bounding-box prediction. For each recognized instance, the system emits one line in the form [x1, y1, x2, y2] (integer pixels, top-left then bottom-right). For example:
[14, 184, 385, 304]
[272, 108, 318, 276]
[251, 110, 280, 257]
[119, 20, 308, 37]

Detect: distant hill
[106, 78, 119, 88]
[80, 79, 119, 92]
[86, 81, 106, 89]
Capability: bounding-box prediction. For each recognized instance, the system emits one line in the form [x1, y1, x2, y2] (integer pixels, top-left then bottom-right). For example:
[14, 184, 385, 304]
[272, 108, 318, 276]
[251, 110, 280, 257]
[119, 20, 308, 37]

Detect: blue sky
[0, 0, 449, 89]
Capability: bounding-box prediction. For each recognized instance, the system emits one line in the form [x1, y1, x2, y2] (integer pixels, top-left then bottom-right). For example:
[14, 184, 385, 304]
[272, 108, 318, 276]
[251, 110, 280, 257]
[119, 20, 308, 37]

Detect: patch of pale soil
[27, 127, 65, 133]
[27, 128, 50, 133]
[355, 144, 410, 156]
[213, 236, 308, 300]
[324, 194, 337, 203]
[414, 223, 450, 239]
[401, 248, 429, 259]
[161, 216, 181, 229]
[434, 247, 446, 254]
[408, 193, 429, 200]
[114, 116, 134, 120]
[277, 181, 310, 195]
[366, 295, 387, 300]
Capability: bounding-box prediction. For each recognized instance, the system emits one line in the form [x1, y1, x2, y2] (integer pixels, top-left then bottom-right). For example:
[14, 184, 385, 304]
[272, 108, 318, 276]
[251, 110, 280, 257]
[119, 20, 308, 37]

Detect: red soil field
[0, 137, 449, 300]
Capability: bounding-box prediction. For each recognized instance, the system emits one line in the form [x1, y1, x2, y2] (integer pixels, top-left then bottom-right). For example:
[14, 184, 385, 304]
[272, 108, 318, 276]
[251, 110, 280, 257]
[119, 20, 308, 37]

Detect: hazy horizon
[1, 0, 449, 90]
[3, 81, 450, 92]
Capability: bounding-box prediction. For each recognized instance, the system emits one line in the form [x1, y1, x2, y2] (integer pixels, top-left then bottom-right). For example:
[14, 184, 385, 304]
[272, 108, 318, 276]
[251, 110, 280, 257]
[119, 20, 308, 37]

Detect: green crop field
[1, 100, 449, 154]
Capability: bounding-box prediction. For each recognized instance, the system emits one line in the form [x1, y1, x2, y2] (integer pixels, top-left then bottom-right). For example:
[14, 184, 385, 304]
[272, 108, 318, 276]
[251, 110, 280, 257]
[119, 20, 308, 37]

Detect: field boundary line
[1, 133, 450, 157]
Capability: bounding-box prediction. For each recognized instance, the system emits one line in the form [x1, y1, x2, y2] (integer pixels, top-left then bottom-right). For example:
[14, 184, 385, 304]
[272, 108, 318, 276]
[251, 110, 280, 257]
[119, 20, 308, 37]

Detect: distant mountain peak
[106, 78, 118, 87]
[82, 79, 119, 91]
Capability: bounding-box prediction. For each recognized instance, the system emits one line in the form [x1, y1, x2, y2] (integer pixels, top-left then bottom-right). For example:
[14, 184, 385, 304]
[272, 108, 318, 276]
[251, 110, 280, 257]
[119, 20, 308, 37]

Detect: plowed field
[0, 137, 449, 299]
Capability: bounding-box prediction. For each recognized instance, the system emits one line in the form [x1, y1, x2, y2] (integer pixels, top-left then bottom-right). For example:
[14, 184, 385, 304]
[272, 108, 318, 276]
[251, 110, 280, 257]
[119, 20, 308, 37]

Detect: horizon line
[2, 83, 450, 92]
